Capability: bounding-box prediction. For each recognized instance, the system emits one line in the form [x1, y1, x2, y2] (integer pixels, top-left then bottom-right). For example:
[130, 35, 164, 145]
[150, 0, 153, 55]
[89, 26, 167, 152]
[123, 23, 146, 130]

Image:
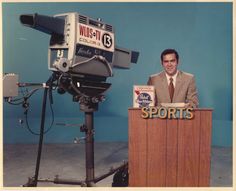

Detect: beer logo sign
[135, 91, 153, 108]
[133, 85, 155, 108]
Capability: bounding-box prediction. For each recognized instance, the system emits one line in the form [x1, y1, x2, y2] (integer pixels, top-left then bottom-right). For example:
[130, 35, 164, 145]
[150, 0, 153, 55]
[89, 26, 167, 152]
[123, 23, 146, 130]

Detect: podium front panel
[128, 109, 147, 186]
[198, 110, 212, 186]
[147, 118, 167, 186]
[177, 111, 200, 186]
[166, 119, 178, 186]
[128, 108, 212, 187]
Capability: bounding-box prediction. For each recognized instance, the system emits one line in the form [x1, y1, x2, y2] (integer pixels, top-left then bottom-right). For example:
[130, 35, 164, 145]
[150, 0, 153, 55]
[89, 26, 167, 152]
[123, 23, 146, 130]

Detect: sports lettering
[141, 107, 194, 119]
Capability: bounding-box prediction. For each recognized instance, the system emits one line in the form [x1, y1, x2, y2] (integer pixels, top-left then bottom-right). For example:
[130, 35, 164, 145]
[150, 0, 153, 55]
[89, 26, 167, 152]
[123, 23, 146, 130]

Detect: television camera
[4, 12, 139, 187]
[19, 13, 138, 110]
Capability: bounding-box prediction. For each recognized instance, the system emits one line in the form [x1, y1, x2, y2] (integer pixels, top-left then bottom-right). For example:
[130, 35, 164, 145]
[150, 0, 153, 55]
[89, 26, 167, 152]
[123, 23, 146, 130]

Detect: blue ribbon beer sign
[133, 85, 155, 108]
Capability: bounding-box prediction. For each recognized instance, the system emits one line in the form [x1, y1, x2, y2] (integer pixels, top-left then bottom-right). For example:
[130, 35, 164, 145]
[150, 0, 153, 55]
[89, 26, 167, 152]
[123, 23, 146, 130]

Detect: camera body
[20, 12, 139, 79]
[19, 12, 139, 100]
[48, 12, 115, 77]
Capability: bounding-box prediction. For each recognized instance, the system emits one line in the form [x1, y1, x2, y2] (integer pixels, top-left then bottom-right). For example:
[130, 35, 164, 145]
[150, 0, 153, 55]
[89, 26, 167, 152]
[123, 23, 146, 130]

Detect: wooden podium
[128, 108, 212, 187]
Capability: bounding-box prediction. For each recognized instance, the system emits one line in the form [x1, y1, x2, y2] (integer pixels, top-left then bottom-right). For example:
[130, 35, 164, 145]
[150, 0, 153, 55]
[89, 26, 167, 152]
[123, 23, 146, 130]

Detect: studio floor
[3, 142, 232, 187]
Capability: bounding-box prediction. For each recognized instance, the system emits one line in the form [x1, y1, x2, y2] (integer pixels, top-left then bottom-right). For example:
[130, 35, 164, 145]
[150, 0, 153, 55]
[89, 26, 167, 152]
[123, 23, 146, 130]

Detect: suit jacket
[147, 71, 199, 108]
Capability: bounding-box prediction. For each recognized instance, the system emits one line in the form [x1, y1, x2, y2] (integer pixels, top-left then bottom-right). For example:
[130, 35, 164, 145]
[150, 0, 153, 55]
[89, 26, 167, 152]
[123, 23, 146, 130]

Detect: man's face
[162, 53, 178, 76]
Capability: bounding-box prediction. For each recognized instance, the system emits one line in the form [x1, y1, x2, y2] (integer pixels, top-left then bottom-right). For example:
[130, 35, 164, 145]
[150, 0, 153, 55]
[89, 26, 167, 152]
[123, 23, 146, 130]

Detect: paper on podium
[160, 102, 185, 108]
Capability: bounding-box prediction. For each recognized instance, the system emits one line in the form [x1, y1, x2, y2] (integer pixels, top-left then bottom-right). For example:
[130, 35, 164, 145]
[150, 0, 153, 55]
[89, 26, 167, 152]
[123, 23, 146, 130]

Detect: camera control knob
[53, 58, 70, 72]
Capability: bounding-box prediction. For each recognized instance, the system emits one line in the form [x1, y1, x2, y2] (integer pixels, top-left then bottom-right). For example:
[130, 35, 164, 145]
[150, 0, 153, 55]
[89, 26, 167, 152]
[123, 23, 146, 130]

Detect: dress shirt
[165, 71, 178, 87]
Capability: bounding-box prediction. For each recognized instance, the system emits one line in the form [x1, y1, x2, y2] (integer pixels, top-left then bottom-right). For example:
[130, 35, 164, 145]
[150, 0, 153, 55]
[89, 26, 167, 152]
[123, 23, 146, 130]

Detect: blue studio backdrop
[3, 2, 232, 146]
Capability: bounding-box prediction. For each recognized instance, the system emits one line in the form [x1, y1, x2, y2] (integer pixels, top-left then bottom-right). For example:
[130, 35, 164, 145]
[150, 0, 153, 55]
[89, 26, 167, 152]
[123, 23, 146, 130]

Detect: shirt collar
[165, 70, 178, 85]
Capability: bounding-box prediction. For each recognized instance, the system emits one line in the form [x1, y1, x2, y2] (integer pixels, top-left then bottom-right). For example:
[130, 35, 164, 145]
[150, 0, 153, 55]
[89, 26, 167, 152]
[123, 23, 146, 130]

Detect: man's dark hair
[161, 49, 179, 62]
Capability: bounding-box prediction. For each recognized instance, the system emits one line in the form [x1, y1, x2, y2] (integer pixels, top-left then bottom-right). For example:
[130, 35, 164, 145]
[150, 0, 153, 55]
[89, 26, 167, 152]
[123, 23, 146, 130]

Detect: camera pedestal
[23, 92, 127, 187]
[81, 103, 96, 186]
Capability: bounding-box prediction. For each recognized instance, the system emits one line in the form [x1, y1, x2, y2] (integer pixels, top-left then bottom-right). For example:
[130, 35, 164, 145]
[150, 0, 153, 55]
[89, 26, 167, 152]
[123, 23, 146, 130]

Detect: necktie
[169, 77, 174, 103]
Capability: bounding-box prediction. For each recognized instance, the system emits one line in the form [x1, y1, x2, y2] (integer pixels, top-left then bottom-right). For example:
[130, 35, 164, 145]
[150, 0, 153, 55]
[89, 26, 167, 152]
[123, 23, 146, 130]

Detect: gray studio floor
[3, 142, 232, 187]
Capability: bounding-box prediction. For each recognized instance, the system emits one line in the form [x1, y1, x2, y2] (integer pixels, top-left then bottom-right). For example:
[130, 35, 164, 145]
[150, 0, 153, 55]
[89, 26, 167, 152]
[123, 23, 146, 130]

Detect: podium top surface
[129, 108, 213, 111]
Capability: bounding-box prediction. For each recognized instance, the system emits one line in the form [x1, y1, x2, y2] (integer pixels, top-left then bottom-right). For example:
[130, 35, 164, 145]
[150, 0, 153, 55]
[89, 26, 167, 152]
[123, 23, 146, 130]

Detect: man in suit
[147, 49, 199, 108]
